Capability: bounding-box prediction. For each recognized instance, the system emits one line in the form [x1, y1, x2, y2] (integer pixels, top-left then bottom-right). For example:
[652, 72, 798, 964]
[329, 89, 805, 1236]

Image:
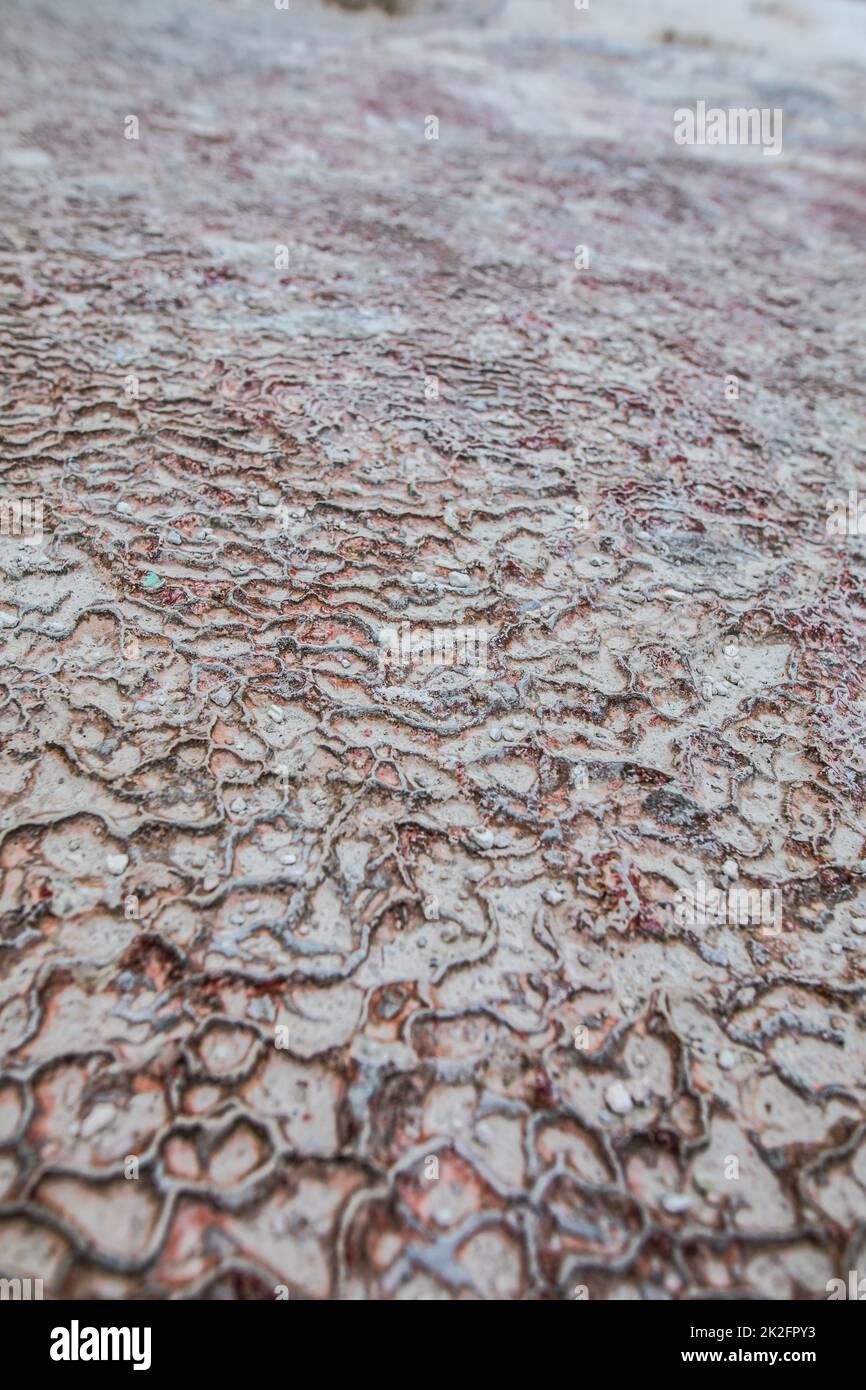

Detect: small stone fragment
[604, 1081, 633, 1116]
[662, 1193, 693, 1215]
[80, 1103, 115, 1139]
[470, 826, 494, 849]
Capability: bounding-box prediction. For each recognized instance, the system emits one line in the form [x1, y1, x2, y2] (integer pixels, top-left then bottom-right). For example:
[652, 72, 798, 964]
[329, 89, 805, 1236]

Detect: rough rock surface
[1, 0, 865, 1300]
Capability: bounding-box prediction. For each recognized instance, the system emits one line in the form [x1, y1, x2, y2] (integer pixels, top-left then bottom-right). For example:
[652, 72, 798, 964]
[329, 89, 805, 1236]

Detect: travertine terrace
[1, 0, 865, 1300]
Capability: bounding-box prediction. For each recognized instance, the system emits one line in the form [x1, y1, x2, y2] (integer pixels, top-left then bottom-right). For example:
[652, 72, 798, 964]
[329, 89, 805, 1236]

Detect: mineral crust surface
[0, 0, 865, 1300]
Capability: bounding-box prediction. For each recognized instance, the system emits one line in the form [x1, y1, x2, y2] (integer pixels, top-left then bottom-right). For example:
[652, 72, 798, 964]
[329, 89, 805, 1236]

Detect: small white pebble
[662, 1193, 693, 1215]
[630, 1079, 651, 1105]
[80, 1103, 115, 1139]
[470, 826, 494, 849]
[604, 1081, 633, 1116]
[106, 853, 129, 875]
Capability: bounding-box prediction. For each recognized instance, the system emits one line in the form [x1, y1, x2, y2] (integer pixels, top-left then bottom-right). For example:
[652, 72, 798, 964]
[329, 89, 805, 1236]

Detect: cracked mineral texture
[1, 0, 865, 1301]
